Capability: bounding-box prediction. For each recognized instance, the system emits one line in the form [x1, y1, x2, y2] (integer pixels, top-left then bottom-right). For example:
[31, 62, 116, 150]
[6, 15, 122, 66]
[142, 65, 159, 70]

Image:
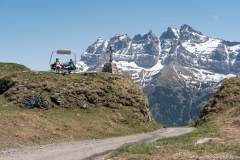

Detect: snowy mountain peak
[80, 24, 240, 82]
[160, 27, 179, 40]
[178, 24, 208, 43]
[132, 30, 158, 43]
[85, 37, 107, 54]
[108, 34, 131, 53]
[96, 37, 105, 41]
[160, 24, 208, 43]
[110, 34, 130, 41]
[147, 30, 155, 37]
[180, 24, 203, 35]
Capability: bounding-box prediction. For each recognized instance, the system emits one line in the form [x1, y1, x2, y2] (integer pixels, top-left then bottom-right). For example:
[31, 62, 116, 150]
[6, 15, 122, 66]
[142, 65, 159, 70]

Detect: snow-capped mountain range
[78, 24, 240, 125]
[79, 24, 239, 87]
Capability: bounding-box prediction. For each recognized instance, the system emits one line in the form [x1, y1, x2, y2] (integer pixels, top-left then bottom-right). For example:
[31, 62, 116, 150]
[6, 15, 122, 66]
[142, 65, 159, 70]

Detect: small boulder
[195, 137, 221, 145]
[50, 96, 62, 105]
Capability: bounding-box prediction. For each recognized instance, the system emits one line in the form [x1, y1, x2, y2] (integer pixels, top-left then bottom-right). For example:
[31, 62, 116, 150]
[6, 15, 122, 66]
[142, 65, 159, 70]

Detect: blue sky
[0, 0, 239, 70]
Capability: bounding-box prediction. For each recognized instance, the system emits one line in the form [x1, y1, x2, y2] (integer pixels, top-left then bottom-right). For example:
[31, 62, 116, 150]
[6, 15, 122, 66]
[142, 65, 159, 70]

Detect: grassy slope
[110, 78, 240, 160]
[0, 63, 29, 76]
[0, 63, 160, 150]
[0, 101, 159, 149]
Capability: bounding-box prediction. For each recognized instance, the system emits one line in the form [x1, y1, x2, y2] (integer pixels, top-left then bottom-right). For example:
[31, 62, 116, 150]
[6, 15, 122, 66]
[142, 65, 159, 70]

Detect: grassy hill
[110, 78, 240, 160]
[0, 62, 29, 76]
[0, 63, 159, 149]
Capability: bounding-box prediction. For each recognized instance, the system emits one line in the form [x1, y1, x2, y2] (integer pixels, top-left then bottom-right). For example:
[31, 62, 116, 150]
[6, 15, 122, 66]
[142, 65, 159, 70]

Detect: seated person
[51, 58, 62, 70]
[66, 59, 76, 70]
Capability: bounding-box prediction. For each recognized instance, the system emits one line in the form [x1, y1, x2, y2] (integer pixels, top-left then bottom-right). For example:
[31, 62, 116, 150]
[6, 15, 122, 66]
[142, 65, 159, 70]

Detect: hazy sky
[0, 0, 239, 70]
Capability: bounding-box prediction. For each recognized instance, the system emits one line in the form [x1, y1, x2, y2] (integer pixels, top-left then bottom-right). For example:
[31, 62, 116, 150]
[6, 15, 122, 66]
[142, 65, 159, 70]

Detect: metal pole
[49, 51, 55, 65]
[109, 46, 113, 63]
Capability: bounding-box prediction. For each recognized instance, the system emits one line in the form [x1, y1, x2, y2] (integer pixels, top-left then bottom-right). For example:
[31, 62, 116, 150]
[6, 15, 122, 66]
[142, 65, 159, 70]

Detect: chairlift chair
[49, 50, 77, 74]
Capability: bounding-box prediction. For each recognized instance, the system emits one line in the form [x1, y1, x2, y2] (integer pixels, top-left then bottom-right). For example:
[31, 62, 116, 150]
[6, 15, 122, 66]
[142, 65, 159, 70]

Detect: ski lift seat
[49, 50, 77, 74]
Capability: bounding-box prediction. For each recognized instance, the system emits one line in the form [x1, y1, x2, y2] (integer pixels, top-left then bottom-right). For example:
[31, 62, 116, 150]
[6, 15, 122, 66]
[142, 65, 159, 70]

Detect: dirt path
[0, 127, 195, 160]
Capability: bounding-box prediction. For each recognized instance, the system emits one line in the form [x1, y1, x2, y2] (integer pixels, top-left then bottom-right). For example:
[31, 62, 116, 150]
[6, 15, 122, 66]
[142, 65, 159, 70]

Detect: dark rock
[102, 63, 118, 74]
[0, 79, 15, 94]
[50, 96, 62, 105]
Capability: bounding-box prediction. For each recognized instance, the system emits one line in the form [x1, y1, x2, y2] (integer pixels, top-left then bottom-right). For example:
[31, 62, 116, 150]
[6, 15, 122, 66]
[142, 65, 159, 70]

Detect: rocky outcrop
[102, 63, 118, 74]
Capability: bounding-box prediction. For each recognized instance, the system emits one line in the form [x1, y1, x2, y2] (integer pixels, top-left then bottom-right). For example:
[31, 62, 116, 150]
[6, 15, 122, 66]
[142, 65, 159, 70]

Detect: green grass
[111, 123, 216, 157]
[0, 102, 160, 150]
[0, 63, 29, 77]
[111, 120, 240, 158]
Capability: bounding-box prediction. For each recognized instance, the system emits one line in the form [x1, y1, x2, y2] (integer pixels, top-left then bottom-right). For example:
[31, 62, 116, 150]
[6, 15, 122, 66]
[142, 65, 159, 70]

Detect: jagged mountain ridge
[78, 24, 240, 125]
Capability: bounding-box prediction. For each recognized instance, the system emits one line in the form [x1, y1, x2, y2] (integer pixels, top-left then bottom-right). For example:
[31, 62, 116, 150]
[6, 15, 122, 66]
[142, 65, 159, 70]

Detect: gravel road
[0, 127, 195, 160]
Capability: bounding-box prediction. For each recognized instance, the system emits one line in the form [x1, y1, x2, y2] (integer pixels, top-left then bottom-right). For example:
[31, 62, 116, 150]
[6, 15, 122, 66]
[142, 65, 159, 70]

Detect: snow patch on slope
[228, 45, 240, 53]
[171, 27, 180, 39]
[76, 61, 89, 72]
[115, 60, 164, 86]
[182, 38, 222, 55]
[178, 67, 236, 89]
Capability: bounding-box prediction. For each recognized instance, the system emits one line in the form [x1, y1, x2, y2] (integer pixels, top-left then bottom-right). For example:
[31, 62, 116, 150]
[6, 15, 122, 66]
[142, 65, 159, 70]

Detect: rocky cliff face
[160, 25, 240, 74]
[77, 24, 240, 126]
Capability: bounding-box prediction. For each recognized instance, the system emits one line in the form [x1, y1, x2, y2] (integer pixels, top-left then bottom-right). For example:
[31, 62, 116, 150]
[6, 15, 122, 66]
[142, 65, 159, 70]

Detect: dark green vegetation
[110, 77, 240, 160]
[0, 63, 159, 149]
